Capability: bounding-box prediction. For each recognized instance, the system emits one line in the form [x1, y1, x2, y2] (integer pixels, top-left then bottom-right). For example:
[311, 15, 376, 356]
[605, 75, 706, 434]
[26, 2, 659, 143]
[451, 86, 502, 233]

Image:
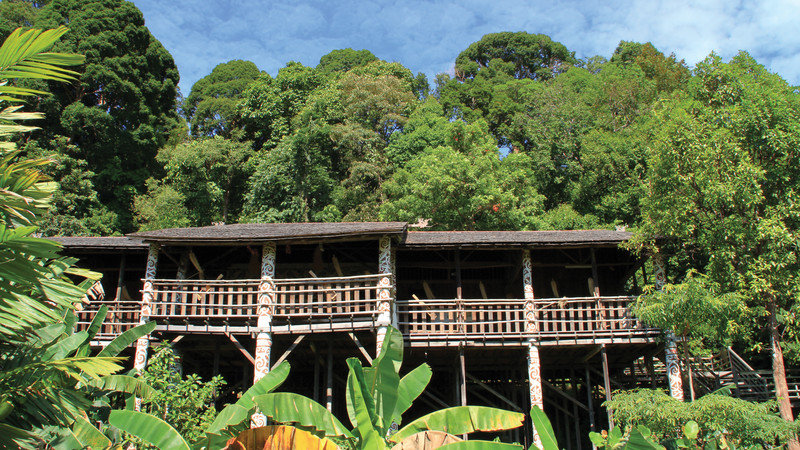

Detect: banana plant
[252, 327, 526, 449]
[108, 360, 292, 450]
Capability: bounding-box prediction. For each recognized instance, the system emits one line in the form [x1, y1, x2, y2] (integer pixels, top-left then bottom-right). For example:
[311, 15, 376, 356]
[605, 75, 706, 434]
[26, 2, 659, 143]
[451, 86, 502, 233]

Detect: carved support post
[528, 339, 544, 449]
[522, 249, 536, 334]
[655, 254, 684, 401]
[134, 243, 159, 411]
[252, 242, 276, 427]
[390, 243, 398, 329]
[376, 235, 393, 355]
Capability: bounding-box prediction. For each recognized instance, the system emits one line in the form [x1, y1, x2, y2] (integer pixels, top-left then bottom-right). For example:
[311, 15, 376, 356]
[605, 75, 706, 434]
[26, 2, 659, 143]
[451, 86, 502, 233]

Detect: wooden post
[523, 249, 536, 334]
[391, 243, 398, 329]
[601, 344, 613, 429]
[326, 341, 333, 412]
[134, 243, 159, 411]
[376, 235, 393, 355]
[655, 254, 684, 401]
[252, 242, 276, 427]
[585, 366, 595, 433]
[112, 254, 126, 334]
[528, 339, 544, 449]
[460, 345, 467, 440]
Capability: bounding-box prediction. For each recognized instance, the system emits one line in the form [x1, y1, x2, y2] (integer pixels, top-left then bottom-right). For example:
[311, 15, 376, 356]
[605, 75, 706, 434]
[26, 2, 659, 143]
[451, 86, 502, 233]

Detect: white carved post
[134, 243, 159, 411]
[376, 235, 393, 355]
[252, 242, 276, 427]
[523, 249, 536, 334]
[655, 254, 684, 401]
[523, 249, 544, 448]
[390, 243, 398, 329]
[528, 340, 544, 449]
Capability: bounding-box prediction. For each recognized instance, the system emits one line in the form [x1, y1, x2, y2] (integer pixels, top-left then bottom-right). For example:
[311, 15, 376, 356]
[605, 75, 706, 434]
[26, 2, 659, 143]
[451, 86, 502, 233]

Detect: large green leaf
[440, 442, 523, 449]
[97, 321, 156, 357]
[253, 392, 353, 439]
[346, 358, 385, 449]
[393, 363, 432, 424]
[0, 422, 38, 448]
[392, 406, 525, 443]
[108, 410, 191, 450]
[529, 405, 559, 450]
[82, 304, 108, 343]
[363, 328, 402, 432]
[236, 360, 290, 409]
[204, 403, 249, 437]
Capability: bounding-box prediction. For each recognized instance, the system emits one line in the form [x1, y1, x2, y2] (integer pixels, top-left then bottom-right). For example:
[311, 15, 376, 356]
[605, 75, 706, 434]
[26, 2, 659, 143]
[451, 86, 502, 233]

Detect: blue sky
[130, 0, 800, 95]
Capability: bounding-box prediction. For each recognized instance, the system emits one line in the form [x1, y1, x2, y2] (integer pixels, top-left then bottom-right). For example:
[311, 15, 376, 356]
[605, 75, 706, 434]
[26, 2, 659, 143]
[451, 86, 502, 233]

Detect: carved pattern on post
[254, 332, 272, 381]
[665, 332, 684, 401]
[528, 339, 544, 449]
[134, 244, 158, 412]
[376, 236, 393, 354]
[655, 254, 684, 401]
[259, 242, 276, 322]
[523, 250, 536, 333]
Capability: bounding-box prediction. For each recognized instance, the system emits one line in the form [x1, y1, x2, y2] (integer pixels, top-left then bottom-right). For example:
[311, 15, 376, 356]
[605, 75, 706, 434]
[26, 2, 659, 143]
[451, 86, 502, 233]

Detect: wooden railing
[532, 296, 657, 341]
[75, 298, 141, 340]
[399, 295, 657, 346]
[398, 298, 527, 344]
[146, 274, 386, 333]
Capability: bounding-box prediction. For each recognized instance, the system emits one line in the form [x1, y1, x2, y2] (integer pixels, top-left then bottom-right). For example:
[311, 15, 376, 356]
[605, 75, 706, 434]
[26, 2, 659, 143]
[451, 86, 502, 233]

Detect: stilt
[601, 344, 613, 429]
[459, 345, 467, 440]
[314, 348, 320, 402]
[528, 339, 544, 449]
[134, 244, 159, 411]
[326, 341, 333, 412]
[654, 254, 684, 401]
[376, 235, 393, 355]
[252, 242, 276, 427]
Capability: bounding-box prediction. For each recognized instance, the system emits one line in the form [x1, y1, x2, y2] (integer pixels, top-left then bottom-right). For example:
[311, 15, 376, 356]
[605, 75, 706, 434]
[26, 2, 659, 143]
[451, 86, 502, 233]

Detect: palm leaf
[108, 410, 191, 450]
[441, 442, 523, 449]
[86, 375, 156, 401]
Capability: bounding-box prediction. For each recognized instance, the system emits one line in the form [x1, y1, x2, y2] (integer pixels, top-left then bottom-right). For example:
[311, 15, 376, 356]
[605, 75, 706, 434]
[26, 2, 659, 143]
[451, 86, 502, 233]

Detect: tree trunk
[768, 300, 799, 449]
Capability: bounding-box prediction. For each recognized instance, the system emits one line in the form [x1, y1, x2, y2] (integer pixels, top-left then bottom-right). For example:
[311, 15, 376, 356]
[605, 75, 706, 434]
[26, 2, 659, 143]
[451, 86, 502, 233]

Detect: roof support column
[252, 242, 276, 427]
[376, 235, 393, 356]
[528, 339, 544, 449]
[655, 254, 684, 401]
[134, 243, 159, 411]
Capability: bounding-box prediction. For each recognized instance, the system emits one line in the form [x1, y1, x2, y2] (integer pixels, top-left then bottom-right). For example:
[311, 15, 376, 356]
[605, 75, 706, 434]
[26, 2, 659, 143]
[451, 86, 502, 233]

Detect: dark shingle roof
[129, 222, 408, 245]
[402, 230, 632, 249]
[48, 236, 148, 251]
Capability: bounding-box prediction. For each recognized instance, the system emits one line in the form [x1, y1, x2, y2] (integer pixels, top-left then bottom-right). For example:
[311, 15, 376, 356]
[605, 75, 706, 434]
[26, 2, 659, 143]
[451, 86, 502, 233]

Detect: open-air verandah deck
[77, 274, 659, 345]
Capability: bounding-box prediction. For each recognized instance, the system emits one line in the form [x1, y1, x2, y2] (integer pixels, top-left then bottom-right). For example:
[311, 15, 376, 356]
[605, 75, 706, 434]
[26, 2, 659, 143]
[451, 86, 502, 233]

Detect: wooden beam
[272, 335, 306, 369]
[582, 345, 603, 363]
[466, 373, 523, 412]
[326, 341, 333, 412]
[348, 332, 373, 364]
[542, 380, 589, 411]
[590, 248, 601, 297]
[171, 335, 185, 344]
[225, 332, 254, 365]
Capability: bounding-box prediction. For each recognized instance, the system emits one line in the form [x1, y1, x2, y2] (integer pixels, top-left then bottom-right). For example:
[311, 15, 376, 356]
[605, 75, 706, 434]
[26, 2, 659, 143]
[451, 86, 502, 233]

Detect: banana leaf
[529, 405, 558, 450]
[108, 410, 191, 450]
[253, 392, 354, 439]
[98, 321, 156, 357]
[392, 406, 525, 443]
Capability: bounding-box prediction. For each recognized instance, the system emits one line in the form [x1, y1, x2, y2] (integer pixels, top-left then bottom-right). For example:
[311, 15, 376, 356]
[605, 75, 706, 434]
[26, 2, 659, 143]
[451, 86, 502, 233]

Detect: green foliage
[183, 59, 261, 138]
[318, 48, 378, 74]
[635, 272, 748, 347]
[454, 32, 576, 81]
[32, 0, 181, 232]
[605, 389, 798, 447]
[135, 136, 255, 228]
[135, 343, 225, 444]
[380, 144, 545, 230]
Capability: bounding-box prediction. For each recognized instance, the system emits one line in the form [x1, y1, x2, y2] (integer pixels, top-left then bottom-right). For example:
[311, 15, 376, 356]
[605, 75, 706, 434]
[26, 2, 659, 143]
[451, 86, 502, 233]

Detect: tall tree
[640, 52, 800, 425]
[31, 0, 180, 232]
[316, 48, 378, 74]
[183, 59, 261, 138]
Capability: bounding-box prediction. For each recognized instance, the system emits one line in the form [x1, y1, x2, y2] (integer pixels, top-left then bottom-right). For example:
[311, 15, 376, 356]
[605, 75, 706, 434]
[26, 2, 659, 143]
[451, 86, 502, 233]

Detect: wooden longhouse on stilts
[53, 221, 684, 449]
